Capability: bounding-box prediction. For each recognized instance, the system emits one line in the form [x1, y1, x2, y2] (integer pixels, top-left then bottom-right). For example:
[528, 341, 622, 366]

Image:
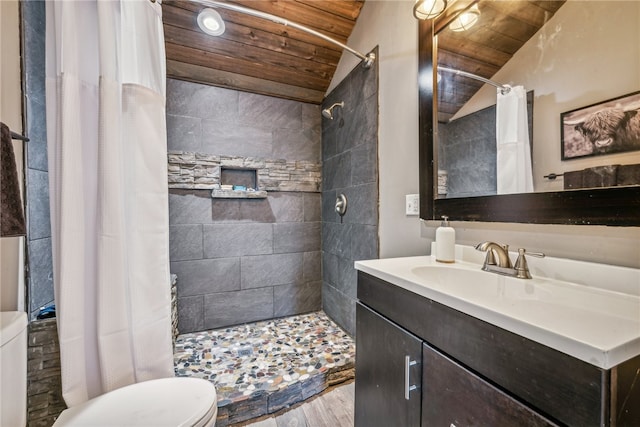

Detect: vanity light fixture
[449, 4, 480, 32]
[197, 8, 225, 36]
[413, 0, 447, 20]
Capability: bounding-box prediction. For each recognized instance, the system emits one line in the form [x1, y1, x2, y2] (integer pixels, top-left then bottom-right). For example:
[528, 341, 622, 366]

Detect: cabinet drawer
[422, 343, 558, 427]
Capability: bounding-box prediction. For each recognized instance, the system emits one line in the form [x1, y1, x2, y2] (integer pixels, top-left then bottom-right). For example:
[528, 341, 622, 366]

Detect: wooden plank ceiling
[436, 0, 566, 123]
[162, 0, 365, 104]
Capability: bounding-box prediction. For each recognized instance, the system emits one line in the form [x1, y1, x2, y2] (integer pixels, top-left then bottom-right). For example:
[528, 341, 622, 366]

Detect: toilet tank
[1, 311, 28, 427]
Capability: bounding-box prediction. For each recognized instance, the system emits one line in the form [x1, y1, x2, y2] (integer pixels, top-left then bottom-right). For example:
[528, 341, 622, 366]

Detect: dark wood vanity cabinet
[355, 271, 640, 427]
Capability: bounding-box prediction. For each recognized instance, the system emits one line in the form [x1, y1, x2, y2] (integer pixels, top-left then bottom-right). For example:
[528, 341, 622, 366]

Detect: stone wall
[321, 49, 380, 336]
[168, 152, 321, 192]
[167, 79, 322, 332]
[27, 319, 65, 427]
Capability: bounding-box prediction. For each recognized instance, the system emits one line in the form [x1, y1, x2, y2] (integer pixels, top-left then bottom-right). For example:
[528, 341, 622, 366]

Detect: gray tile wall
[167, 79, 322, 332]
[321, 48, 380, 336]
[437, 92, 533, 198]
[23, 0, 54, 319]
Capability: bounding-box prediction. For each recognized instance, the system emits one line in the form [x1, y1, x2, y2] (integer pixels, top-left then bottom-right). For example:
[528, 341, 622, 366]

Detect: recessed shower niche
[212, 167, 267, 199]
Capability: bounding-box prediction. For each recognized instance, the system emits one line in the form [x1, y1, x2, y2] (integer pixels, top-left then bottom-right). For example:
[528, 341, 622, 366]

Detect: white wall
[0, 0, 25, 311]
[330, 0, 640, 270]
[329, 0, 428, 259]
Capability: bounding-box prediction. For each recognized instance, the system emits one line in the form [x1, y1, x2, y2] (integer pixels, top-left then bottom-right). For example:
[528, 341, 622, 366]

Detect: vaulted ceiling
[162, 0, 365, 104]
[436, 0, 567, 122]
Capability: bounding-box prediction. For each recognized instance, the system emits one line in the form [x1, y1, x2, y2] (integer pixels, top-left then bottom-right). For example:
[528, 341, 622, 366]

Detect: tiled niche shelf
[168, 151, 321, 195]
[210, 189, 268, 199]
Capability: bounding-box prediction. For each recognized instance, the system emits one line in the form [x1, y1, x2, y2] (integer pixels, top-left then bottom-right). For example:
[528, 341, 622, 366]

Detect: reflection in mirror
[435, 0, 640, 199]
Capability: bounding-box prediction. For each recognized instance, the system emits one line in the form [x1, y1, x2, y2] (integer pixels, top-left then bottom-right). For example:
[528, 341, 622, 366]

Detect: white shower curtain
[496, 85, 534, 194]
[45, 0, 174, 407]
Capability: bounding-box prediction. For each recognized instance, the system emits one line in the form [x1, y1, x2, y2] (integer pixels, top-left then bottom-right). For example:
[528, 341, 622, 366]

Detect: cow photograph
[561, 91, 640, 160]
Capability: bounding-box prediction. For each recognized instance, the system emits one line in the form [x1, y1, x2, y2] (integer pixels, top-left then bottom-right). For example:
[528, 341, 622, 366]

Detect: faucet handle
[514, 248, 545, 279]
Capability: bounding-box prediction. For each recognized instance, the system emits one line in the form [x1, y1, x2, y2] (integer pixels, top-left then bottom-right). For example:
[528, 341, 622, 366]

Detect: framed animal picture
[561, 91, 640, 160]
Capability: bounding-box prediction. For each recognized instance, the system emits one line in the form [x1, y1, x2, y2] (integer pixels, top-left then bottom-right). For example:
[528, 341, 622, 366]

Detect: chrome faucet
[475, 242, 544, 279]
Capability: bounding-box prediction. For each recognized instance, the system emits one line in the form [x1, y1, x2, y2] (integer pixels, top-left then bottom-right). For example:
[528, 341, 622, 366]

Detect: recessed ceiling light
[197, 8, 225, 36]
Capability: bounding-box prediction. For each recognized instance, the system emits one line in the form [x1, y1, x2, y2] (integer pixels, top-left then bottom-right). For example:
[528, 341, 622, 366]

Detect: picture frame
[560, 91, 640, 160]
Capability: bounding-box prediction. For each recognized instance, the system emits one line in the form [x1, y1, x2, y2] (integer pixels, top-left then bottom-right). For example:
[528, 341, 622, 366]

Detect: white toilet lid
[54, 377, 217, 427]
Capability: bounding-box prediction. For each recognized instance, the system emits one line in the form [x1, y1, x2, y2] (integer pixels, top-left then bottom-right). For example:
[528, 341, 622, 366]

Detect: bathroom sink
[355, 249, 640, 369]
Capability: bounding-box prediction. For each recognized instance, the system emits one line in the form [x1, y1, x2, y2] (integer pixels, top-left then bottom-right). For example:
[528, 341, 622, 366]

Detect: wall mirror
[418, 0, 640, 225]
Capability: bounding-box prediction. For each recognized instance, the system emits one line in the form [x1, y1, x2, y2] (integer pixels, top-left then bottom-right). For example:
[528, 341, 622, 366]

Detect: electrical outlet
[405, 194, 419, 215]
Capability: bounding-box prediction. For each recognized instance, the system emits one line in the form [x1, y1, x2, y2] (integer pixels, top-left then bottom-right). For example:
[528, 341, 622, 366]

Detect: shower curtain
[496, 85, 534, 194]
[45, 0, 174, 407]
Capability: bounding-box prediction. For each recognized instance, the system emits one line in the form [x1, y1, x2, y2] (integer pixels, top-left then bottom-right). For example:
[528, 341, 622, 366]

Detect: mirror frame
[418, 1, 640, 226]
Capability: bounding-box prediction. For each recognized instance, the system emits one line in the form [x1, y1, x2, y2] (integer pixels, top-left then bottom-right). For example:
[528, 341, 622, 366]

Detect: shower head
[322, 101, 344, 120]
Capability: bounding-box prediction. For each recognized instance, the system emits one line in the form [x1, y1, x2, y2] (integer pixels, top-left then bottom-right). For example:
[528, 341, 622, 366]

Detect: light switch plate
[406, 194, 419, 215]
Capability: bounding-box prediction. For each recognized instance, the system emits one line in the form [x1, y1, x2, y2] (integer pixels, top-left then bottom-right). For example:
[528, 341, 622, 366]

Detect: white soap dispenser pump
[436, 215, 455, 263]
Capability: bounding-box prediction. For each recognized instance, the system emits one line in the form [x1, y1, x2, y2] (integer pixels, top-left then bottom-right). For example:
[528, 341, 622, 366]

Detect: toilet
[1, 311, 28, 427]
[53, 377, 218, 427]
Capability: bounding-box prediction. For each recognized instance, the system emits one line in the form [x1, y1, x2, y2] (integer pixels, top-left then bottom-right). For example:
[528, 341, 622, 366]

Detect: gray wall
[321, 54, 379, 336]
[438, 92, 533, 198]
[167, 79, 322, 333]
[22, 0, 54, 319]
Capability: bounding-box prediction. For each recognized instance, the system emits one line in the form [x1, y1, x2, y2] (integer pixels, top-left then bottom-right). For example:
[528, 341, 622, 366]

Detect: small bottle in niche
[436, 215, 455, 263]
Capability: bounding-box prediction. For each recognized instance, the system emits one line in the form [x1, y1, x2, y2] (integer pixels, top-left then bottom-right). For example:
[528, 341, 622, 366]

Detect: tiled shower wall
[437, 92, 533, 198]
[22, 0, 54, 319]
[321, 50, 379, 336]
[167, 79, 322, 333]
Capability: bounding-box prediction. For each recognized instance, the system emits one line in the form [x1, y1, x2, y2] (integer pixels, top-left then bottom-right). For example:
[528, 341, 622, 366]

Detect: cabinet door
[422, 343, 559, 427]
[355, 303, 422, 427]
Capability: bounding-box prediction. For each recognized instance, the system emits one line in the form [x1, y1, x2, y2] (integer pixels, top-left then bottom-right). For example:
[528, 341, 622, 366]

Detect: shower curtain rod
[189, 0, 376, 68]
[439, 66, 510, 94]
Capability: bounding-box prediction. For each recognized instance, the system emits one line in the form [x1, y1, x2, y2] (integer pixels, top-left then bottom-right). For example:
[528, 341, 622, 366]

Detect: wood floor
[240, 381, 354, 427]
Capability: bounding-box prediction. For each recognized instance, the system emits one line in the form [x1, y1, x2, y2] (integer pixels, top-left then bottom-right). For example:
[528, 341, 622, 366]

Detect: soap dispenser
[436, 215, 455, 263]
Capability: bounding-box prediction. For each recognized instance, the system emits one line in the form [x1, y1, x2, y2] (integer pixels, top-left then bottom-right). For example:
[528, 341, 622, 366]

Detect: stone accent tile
[321, 189, 338, 224]
[273, 282, 321, 318]
[27, 319, 66, 427]
[273, 128, 320, 162]
[23, 16, 46, 106]
[268, 193, 304, 223]
[169, 190, 213, 224]
[343, 183, 378, 226]
[167, 79, 238, 121]
[238, 92, 301, 130]
[203, 223, 273, 258]
[201, 119, 272, 158]
[241, 253, 303, 289]
[168, 152, 321, 192]
[351, 141, 378, 186]
[268, 383, 303, 413]
[322, 282, 355, 337]
[273, 222, 320, 254]
[303, 251, 321, 282]
[322, 151, 351, 191]
[28, 237, 54, 315]
[167, 114, 202, 152]
[203, 288, 274, 329]
[177, 295, 204, 333]
[27, 169, 51, 241]
[303, 193, 321, 222]
[350, 224, 379, 261]
[169, 224, 203, 261]
[322, 222, 352, 259]
[171, 258, 240, 297]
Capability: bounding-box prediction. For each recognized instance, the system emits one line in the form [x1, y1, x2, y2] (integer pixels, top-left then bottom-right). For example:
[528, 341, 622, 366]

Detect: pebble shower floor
[173, 311, 356, 426]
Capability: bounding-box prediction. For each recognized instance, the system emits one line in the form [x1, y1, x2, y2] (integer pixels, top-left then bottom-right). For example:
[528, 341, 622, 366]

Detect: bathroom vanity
[354, 250, 640, 427]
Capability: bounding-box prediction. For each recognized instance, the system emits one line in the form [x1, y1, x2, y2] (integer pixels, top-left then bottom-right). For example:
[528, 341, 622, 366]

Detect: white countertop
[355, 249, 640, 369]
